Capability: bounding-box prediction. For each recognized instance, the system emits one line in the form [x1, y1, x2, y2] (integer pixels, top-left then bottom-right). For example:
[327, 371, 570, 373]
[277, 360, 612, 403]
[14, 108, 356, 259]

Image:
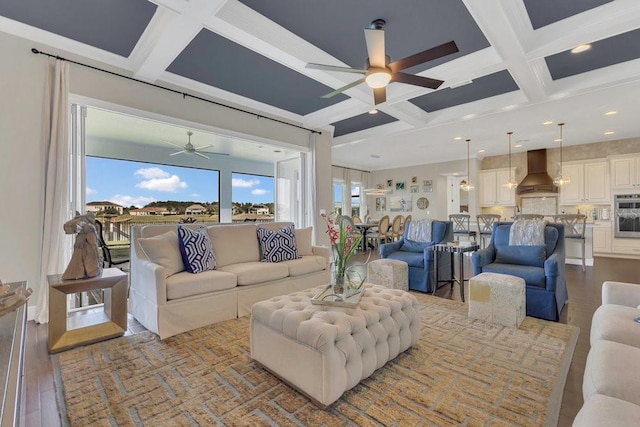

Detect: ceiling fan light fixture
[365, 68, 392, 88]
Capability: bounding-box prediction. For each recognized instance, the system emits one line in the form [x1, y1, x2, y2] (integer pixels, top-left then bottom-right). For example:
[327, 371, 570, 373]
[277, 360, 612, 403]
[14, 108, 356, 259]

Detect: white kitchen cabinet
[559, 159, 609, 204]
[610, 155, 640, 189]
[592, 225, 611, 253]
[479, 168, 516, 207]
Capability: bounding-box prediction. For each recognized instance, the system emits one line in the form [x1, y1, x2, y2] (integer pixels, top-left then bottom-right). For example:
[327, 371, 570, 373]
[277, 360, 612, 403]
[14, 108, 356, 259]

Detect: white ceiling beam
[131, 0, 228, 82]
[463, 0, 547, 102]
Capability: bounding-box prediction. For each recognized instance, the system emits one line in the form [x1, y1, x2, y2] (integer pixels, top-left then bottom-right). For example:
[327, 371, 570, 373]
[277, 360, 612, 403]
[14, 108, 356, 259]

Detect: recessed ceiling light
[478, 149, 485, 153]
[543, 121, 553, 125]
[571, 44, 591, 54]
[604, 131, 615, 135]
[370, 154, 381, 158]
[554, 138, 562, 142]
[605, 110, 617, 116]
[454, 136, 462, 140]
[369, 109, 378, 114]
[515, 144, 523, 148]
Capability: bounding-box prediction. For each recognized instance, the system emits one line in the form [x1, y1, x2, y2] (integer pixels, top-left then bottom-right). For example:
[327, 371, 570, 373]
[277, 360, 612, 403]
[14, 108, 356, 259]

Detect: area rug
[53, 293, 578, 426]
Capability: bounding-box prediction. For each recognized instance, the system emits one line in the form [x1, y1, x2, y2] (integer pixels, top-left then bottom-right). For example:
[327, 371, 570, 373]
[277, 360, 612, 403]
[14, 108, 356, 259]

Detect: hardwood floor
[23, 256, 639, 426]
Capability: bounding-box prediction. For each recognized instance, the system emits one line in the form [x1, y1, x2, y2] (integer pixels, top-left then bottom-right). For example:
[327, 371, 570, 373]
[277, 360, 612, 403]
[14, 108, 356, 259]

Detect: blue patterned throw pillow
[176, 225, 216, 273]
[257, 224, 299, 263]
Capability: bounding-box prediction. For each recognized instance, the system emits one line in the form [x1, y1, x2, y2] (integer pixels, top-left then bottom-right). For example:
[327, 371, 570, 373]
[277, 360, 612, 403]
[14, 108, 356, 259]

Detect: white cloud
[110, 195, 156, 208]
[232, 178, 260, 188]
[136, 175, 187, 192]
[134, 167, 170, 180]
[251, 189, 269, 196]
[86, 187, 96, 195]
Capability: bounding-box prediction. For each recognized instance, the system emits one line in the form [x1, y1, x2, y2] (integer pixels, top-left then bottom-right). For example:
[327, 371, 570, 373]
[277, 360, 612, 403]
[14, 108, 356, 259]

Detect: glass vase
[333, 268, 345, 296]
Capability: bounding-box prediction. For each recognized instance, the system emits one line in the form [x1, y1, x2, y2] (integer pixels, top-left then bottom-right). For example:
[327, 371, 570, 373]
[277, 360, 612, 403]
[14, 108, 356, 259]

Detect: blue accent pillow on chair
[257, 224, 299, 262]
[177, 225, 216, 273]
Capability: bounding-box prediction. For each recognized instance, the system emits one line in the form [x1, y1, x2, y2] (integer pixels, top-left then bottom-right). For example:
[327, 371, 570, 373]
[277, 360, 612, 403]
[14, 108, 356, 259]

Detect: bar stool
[448, 214, 477, 243]
[553, 214, 587, 271]
[476, 214, 501, 249]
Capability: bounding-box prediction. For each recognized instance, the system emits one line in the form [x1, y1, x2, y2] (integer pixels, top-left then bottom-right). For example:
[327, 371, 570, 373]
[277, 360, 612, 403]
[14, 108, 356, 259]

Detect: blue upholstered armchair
[380, 220, 453, 292]
[471, 222, 568, 321]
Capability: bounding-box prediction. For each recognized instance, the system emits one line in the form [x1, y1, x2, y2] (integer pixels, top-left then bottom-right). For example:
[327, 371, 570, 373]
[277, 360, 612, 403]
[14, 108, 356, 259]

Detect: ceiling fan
[306, 19, 459, 105]
[162, 131, 228, 159]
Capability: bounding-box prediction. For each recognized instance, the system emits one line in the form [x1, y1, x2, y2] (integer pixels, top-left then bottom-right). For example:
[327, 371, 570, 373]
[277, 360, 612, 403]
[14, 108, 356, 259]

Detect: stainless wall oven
[615, 194, 640, 238]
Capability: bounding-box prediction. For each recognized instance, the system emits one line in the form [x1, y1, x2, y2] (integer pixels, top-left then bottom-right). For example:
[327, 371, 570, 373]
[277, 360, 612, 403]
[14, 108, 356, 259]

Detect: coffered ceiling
[1, 0, 640, 170]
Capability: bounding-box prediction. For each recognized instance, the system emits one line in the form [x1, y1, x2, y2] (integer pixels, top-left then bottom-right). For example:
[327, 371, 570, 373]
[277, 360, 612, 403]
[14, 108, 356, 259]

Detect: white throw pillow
[294, 227, 313, 256]
[138, 231, 184, 277]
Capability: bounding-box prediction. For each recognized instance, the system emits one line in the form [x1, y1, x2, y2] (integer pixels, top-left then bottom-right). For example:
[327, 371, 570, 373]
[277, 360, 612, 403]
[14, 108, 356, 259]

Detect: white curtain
[308, 133, 317, 235]
[35, 60, 70, 324]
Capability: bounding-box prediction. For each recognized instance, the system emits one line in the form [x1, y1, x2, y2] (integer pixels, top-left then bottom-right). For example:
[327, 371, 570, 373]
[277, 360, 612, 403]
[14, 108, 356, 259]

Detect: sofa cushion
[591, 304, 640, 348]
[583, 340, 640, 406]
[495, 245, 546, 268]
[166, 270, 236, 300]
[257, 224, 299, 262]
[401, 239, 432, 253]
[208, 224, 260, 267]
[281, 255, 328, 277]
[574, 394, 640, 427]
[177, 225, 216, 274]
[219, 261, 289, 286]
[294, 227, 313, 256]
[482, 263, 546, 288]
[138, 230, 184, 277]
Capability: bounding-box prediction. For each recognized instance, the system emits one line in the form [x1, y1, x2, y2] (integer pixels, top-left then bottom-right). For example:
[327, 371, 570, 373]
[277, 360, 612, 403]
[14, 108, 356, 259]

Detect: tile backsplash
[521, 196, 558, 217]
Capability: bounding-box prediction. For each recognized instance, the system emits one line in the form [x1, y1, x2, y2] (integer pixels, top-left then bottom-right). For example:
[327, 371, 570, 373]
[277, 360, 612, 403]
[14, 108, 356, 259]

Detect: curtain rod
[31, 48, 322, 135]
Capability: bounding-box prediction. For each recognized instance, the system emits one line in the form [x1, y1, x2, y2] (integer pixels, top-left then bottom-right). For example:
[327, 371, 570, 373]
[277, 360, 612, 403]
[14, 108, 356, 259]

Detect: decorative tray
[311, 284, 363, 308]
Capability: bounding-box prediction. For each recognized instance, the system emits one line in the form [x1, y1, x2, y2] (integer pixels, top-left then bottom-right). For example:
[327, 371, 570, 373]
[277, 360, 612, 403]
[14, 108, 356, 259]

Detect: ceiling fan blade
[194, 144, 214, 150]
[364, 28, 386, 68]
[170, 150, 186, 156]
[162, 140, 184, 149]
[194, 151, 210, 159]
[306, 63, 367, 74]
[373, 87, 386, 105]
[321, 77, 366, 98]
[388, 41, 459, 73]
[391, 72, 444, 89]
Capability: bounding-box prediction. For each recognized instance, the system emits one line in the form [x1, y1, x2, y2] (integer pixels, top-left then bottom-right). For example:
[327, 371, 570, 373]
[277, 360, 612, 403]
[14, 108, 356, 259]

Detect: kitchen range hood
[517, 149, 558, 194]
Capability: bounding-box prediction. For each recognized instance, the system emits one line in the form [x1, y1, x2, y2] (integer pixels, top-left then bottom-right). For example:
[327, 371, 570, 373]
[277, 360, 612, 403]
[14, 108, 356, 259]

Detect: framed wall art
[411, 176, 418, 184]
[423, 180, 433, 192]
[410, 185, 419, 193]
[375, 197, 386, 212]
[386, 179, 393, 188]
[395, 181, 405, 191]
[389, 195, 412, 212]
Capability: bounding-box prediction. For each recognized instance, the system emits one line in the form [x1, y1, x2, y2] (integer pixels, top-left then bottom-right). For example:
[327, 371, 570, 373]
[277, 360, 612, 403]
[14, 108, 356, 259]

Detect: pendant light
[460, 139, 475, 192]
[553, 123, 571, 186]
[504, 131, 518, 189]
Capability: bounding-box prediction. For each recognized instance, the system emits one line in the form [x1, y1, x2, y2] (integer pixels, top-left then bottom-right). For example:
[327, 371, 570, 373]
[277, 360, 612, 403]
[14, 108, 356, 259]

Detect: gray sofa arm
[602, 281, 640, 307]
[131, 258, 168, 305]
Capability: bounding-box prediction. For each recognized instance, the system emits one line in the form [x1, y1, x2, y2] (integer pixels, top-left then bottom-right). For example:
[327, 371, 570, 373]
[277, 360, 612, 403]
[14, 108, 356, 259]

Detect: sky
[86, 156, 274, 208]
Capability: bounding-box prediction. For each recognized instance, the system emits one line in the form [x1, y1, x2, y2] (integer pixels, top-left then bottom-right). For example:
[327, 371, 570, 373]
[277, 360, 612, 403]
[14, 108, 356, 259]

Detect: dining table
[354, 222, 379, 252]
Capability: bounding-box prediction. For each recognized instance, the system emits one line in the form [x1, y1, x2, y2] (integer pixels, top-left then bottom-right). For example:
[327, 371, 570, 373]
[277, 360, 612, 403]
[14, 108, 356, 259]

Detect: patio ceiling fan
[162, 131, 228, 159]
[306, 19, 459, 105]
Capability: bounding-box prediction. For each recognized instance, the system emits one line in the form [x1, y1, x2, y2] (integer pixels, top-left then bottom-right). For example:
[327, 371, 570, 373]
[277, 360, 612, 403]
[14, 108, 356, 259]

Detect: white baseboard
[565, 258, 594, 267]
[27, 304, 37, 321]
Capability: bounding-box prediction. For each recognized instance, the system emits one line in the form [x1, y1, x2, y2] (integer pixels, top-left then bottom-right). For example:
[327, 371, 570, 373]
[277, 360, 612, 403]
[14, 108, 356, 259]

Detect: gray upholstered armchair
[380, 220, 453, 292]
[471, 222, 568, 321]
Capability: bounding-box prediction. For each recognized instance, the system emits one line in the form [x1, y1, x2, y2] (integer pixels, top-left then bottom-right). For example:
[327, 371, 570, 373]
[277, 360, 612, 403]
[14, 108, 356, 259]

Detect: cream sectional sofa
[573, 281, 640, 425]
[130, 222, 330, 339]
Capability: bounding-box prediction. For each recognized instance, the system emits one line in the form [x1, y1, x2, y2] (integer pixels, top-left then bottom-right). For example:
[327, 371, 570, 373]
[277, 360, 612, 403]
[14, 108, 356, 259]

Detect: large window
[351, 183, 362, 218]
[231, 172, 274, 222]
[333, 180, 344, 216]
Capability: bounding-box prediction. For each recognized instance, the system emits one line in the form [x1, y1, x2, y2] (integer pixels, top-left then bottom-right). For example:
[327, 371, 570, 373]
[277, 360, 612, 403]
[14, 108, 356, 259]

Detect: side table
[48, 268, 127, 353]
[429, 243, 479, 302]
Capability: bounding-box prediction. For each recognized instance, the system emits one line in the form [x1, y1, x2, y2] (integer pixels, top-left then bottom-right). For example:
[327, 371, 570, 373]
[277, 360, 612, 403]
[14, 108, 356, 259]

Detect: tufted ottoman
[468, 272, 526, 328]
[250, 284, 420, 407]
[366, 259, 409, 290]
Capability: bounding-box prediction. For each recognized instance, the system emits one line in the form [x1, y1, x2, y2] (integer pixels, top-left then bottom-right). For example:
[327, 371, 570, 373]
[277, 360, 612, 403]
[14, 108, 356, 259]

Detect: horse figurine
[61, 211, 103, 280]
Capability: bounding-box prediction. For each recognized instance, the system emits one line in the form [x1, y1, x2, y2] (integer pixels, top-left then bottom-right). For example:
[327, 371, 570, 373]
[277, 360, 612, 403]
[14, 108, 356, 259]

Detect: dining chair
[353, 215, 362, 224]
[476, 214, 501, 249]
[400, 214, 412, 235]
[448, 214, 477, 242]
[390, 215, 403, 241]
[514, 214, 545, 220]
[553, 214, 587, 271]
[367, 215, 390, 249]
